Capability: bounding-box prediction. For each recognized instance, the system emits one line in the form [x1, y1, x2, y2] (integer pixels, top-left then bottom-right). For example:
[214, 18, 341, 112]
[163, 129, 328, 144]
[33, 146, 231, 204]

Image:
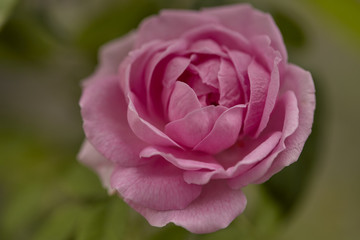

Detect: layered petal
[83, 32, 135, 87]
[140, 146, 222, 171]
[167, 81, 202, 122]
[202, 4, 287, 61]
[135, 10, 217, 47]
[127, 94, 183, 148]
[80, 76, 147, 166]
[111, 160, 202, 211]
[218, 58, 242, 107]
[165, 105, 227, 148]
[194, 105, 245, 154]
[78, 140, 115, 193]
[255, 65, 315, 183]
[129, 181, 247, 234]
[184, 131, 282, 185]
[228, 90, 300, 188]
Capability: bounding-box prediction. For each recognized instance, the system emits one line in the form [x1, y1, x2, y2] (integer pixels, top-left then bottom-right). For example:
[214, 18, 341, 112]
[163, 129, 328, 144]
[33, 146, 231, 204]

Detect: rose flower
[78, 4, 315, 234]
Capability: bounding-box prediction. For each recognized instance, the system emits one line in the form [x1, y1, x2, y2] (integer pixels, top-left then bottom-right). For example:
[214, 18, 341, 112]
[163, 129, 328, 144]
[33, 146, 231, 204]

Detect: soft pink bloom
[78, 4, 315, 234]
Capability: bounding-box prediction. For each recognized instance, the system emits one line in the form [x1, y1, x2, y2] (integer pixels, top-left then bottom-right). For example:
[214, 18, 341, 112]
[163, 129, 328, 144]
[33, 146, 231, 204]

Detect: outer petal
[202, 4, 287, 61]
[78, 140, 115, 193]
[111, 160, 202, 211]
[129, 181, 247, 234]
[228, 90, 300, 188]
[83, 32, 135, 87]
[135, 10, 217, 48]
[255, 65, 315, 183]
[80, 76, 147, 166]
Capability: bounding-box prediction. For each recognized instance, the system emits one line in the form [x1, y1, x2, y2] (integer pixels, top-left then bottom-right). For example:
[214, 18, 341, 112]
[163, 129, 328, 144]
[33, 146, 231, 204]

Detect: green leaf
[0, 0, 17, 30]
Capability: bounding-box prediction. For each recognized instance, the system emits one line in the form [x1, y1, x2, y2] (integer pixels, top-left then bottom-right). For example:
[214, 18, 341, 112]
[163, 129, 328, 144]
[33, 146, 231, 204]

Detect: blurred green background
[1, 0, 360, 239]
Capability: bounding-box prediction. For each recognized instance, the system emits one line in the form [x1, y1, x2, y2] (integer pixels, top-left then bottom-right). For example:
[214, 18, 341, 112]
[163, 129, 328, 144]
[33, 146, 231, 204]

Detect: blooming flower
[78, 4, 315, 233]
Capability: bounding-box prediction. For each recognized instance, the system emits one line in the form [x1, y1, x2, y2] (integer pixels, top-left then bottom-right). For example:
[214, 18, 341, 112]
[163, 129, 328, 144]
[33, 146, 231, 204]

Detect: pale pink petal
[80, 76, 147, 166]
[111, 161, 202, 211]
[188, 39, 227, 57]
[161, 57, 192, 89]
[227, 50, 252, 101]
[185, 131, 282, 185]
[165, 106, 227, 148]
[251, 35, 284, 73]
[135, 10, 217, 48]
[126, 40, 171, 104]
[168, 81, 202, 122]
[202, 4, 287, 61]
[195, 57, 220, 89]
[218, 58, 242, 107]
[194, 105, 245, 154]
[228, 91, 300, 188]
[77, 140, 115, 193]
[183, 24, 251, 53]
[144, 40, 188, 118]
[129, 181, 247, 234]
[127, 95, 183, 148]
[255, 65, 315, 183]
[185, 71, 215, 97]
[255, 56, 281, 137]
[140, 146, 222, 171]
[83, 32, 135, 87]
[243, 59, 270, 136]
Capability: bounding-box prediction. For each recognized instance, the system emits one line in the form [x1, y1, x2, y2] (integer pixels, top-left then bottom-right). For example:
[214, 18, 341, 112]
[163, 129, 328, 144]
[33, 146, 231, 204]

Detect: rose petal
[255, 55, 281, 137]
[140, 146, 222, 171]
[83, 32, 135, 87]
[243, 59, 270, 136]
[129, 181, 247, 234]
[135, 10, 217, 48]
[80, 76, 147, 166]
[78, 140, 115, 193]
[227, 50, 252, 101]
[218, 58, 242, 107]
[228, 90, 300, 188]
[168, 81, 202, 122]
[165, 105, 227, 148]
[195, 57, 220, 89]
[111, 160, 202, 211]
[194, 105, 245, 154]
[255, 65, 315, 183]
[202, 4, 287, 61]
[127, 94, 183, 148]
[145, 41, 188, 118]
[183, 24, 251, 53]
[188, 39, 227, 57]
[185, 131, 282, 185]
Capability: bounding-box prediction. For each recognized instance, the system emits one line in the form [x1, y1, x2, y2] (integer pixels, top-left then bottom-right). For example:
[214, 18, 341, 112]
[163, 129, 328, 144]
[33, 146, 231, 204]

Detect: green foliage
[0, 0, 18, 30]
[76, 0, 160, 62]
[272, 9, 306, 50]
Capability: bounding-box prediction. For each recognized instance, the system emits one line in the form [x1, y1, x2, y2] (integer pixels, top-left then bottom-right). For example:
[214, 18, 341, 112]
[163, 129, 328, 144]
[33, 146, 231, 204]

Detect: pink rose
[78, 4, 315, 234]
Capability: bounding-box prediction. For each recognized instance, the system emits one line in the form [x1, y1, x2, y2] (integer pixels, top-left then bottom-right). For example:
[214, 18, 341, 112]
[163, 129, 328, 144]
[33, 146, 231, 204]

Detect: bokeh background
[1, 0, 360, 239]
